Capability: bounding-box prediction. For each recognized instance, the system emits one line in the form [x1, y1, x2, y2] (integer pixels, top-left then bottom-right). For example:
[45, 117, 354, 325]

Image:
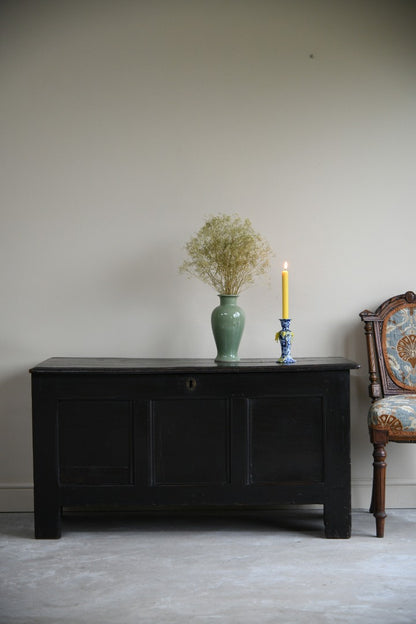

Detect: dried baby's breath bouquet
[179, 214, 273, 295]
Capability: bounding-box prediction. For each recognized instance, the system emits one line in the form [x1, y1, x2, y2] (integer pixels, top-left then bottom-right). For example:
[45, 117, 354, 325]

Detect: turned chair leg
[369, 478, 375, 514]
[372, 441, 387, 537]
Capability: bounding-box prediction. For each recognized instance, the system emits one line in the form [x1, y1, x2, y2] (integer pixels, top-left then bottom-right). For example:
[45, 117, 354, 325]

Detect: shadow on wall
[0, 366, 33, 482]
[105, 240, 212, 356]
[343, 318, 372, 453]
[95, 240, 179, 303]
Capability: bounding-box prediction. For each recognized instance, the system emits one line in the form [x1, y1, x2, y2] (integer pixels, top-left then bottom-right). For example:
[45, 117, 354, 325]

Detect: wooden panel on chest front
[248, 396, 324, 485]
[150, 398, 230, 486]
[58, 399, 134, 485]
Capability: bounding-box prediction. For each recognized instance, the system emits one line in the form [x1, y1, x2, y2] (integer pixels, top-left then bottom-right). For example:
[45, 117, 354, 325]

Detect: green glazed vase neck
[218, 294, 239, 304]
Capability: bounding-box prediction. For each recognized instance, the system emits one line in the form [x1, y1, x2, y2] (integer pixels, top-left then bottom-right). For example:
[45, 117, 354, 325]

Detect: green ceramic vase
[211, 294, 245, 363]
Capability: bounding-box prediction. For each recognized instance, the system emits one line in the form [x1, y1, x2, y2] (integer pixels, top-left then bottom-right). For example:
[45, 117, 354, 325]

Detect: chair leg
[369, 477, 375, 514]
[372, 440, 387, 537]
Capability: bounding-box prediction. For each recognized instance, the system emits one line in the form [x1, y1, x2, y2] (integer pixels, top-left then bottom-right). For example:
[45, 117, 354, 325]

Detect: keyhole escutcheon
[186, 377, 197, 391]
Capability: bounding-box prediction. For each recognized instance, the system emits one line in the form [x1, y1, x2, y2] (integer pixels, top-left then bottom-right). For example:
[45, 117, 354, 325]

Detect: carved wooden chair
[360, 291, 416, 537]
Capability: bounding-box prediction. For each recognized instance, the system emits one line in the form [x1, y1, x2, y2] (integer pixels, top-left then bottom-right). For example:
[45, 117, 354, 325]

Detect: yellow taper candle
[282, 261, 289, 319]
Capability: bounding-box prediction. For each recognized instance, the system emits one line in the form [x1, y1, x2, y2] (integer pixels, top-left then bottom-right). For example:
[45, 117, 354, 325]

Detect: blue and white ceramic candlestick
[276, 318, 296, 364]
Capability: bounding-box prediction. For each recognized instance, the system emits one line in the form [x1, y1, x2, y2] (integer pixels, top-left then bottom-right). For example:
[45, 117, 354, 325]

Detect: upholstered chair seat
[368, 395, 416, 436]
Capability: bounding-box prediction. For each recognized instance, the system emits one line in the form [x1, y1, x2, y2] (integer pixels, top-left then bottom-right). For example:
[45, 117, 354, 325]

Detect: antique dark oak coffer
[30, 357, 358, 539]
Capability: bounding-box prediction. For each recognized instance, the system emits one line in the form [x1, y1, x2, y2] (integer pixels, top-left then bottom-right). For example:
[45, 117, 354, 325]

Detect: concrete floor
[1, 509, 416, 624]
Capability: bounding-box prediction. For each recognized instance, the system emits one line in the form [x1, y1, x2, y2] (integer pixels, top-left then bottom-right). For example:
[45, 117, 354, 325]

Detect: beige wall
[1, 0, 416, 510]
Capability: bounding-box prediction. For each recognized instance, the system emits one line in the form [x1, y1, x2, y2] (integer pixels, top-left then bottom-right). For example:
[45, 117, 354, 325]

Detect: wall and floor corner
[1, 1, 416, 513]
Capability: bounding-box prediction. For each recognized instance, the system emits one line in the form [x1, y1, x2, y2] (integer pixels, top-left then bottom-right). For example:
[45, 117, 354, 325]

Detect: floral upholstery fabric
[369, 394, 416, 432]
[383, 304, 416, 390]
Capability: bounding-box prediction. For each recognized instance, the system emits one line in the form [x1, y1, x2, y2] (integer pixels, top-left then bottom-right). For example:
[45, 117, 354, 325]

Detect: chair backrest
[360, 291, 416, 400]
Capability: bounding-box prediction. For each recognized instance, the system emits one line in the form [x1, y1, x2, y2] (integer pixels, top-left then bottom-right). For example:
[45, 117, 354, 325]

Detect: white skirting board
[1, 481, 416, 512]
